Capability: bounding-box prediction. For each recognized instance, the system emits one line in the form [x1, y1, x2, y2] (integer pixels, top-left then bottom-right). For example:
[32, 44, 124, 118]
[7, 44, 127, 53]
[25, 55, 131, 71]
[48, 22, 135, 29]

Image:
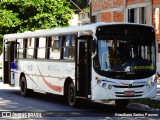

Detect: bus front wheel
[67, 82, 77, 107]
[115, 99, 129, 108]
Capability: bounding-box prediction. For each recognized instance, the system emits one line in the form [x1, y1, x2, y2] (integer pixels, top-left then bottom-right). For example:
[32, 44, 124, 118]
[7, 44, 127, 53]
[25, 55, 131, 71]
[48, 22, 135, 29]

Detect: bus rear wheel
[115, 99, 129, 108]
[67, 82, 77, 107]
[20, 76, 32, 97]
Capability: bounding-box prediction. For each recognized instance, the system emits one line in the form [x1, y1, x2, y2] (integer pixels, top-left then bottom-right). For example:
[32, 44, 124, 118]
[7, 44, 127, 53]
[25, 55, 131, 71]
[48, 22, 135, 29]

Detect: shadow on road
[0, 82, 159, 118]
[2, 89, 151, 112]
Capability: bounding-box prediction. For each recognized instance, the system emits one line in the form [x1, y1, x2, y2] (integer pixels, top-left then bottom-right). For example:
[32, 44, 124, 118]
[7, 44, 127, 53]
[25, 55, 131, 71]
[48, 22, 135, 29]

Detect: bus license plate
[125, 91, 135, 96]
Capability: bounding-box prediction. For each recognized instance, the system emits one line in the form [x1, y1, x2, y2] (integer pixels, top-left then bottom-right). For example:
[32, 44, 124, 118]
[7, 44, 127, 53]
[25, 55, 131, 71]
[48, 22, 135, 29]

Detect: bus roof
[3, 22, 153, 41]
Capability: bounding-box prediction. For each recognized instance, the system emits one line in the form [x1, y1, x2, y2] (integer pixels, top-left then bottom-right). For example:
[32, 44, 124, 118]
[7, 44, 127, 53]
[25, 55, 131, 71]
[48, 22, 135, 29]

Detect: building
[92, 0, 160, 74]
[69, 14, 79, 26]
[70, 0, 90, 25]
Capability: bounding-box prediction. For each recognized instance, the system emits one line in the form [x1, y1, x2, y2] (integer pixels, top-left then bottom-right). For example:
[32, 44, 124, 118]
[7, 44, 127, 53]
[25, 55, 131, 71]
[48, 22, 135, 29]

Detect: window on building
[158, 44, 160, 53]
[128, 8, 137, 23]
[154, 8, 160, 35]
[62, 35, 75, 60]
[139, 7, 146, 24]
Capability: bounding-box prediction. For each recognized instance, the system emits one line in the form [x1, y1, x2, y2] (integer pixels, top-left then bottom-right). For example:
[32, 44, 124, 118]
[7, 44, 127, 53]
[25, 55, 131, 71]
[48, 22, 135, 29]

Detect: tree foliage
[0, 0, 73, 53]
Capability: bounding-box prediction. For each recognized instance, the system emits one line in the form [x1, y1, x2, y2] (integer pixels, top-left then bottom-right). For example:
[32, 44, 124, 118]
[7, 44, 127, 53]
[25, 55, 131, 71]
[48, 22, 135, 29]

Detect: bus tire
[67, 82, 78, 107]
[20, 76, 32, 97]
[115, 99, 129, 108]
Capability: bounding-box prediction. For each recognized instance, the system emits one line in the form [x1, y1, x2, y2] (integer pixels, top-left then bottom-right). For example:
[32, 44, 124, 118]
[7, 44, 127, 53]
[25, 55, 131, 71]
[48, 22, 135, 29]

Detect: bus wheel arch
[64, 77, 77, 107]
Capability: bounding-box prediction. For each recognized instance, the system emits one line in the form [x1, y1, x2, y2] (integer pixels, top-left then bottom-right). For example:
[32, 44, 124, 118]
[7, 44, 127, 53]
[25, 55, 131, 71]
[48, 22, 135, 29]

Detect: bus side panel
[16, 60, 39, 91]
[21, 60, 34, 90]
[12, 61, 20, 87]
[11, 60, 23, 87]
[58, 62, 75, 95]
[41, 61, 60, 95]
[17, 60, 64, 95]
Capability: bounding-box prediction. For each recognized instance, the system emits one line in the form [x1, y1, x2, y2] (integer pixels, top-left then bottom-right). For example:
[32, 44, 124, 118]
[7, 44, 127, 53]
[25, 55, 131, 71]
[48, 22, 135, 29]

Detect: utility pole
[70, 0, 85, 13]
[89, 0, 93, 23]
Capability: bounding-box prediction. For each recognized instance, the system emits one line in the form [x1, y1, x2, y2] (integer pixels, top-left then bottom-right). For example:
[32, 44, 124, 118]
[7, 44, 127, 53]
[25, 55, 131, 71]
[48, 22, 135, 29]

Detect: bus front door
[76, 38, 91, 98]
[3, 41, 16, 85]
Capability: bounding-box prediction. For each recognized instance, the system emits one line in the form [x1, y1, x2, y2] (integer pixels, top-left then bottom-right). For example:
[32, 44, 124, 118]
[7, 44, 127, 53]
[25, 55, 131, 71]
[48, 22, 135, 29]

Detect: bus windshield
[94, 25, 156, 79]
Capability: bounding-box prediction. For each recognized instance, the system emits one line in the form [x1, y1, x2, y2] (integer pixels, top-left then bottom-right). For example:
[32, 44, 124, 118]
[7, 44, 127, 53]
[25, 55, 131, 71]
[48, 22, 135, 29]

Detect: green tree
[0, 9, 21, 53]
[0, 0, 73, 53]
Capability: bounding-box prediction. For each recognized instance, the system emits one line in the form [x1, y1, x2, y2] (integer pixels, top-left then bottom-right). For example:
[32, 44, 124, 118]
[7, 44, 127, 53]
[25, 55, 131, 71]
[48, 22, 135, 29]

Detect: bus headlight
[150, 82, 154, 86]
[97, 80, 101, 84]
[154, 76, 157, 83]
[102, 83, 106, 87]
[108, 85, 112, 89]
[146, 84, 150, 88]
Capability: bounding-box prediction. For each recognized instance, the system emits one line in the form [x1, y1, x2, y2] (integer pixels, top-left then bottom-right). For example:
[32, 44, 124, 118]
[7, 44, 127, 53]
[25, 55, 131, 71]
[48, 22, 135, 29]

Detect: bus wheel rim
[69, 88, 74, 103]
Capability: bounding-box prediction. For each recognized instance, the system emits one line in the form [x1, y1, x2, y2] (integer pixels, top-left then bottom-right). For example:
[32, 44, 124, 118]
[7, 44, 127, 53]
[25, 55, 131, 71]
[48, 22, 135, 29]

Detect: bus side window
[49, 36, 61, 59]
[17, 39, 23, 59]
[26, 38, 35, 59]
[62, 35, 75, 60]
[37, 37, 46, 59]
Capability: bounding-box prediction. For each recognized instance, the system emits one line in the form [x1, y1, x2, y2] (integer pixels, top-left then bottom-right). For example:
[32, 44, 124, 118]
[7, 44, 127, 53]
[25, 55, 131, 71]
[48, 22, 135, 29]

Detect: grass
[130, 98, 160, 109]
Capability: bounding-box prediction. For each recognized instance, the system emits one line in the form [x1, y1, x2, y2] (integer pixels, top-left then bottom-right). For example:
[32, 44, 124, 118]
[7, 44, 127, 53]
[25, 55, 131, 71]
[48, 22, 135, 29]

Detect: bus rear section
[91, 24, 157, 107]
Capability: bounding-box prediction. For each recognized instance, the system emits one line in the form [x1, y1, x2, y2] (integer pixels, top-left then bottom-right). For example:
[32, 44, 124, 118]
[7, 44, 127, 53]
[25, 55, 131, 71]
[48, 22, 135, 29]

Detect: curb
[128, 100, 160, 111]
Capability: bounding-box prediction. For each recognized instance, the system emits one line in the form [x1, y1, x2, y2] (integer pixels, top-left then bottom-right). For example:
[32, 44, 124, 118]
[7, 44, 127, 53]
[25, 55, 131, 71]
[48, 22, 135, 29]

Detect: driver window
[98, 40, 110, 70]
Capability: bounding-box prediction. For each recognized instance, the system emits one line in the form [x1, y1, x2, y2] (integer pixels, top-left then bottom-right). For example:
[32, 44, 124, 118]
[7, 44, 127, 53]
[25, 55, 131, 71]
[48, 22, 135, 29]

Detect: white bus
[3, 22, 157, 108]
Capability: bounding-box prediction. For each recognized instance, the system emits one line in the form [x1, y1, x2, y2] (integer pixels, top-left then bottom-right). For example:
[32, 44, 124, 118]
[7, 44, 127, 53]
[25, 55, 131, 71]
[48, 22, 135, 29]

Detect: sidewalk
[128, 94, 160, 111]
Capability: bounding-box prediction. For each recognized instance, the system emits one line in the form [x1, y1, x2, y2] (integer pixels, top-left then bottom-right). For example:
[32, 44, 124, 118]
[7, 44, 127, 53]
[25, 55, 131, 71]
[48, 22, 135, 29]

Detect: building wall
[92, 0, 125, 22]
[69, 14, 79, 26]
[153, 0, 160, 40]
[153, 0, 160, 5]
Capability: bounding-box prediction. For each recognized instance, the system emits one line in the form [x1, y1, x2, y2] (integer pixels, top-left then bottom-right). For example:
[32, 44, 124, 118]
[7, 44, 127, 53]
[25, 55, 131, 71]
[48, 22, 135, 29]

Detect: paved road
[0, 82, 159, 120]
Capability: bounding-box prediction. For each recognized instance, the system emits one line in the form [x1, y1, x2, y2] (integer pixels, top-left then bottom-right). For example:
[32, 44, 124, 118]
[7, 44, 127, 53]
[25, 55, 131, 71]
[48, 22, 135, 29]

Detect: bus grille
[113, 85, 145, 88]
[115, 91, 143, 97]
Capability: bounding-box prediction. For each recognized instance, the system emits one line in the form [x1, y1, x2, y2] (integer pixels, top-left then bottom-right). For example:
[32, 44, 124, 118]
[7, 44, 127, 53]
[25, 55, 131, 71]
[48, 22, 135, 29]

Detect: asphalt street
[0, 81, 159, 120]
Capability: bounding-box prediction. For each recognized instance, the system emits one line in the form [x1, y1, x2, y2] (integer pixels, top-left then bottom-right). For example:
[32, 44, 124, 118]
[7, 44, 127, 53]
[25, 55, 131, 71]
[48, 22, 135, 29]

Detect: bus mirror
[92, 40, 96, 52]
[16, 42, 20, 44]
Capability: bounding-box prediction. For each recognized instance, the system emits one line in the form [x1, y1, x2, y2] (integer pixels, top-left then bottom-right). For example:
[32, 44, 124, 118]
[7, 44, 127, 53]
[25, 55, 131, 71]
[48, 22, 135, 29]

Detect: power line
[69, 0, 86, 13]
